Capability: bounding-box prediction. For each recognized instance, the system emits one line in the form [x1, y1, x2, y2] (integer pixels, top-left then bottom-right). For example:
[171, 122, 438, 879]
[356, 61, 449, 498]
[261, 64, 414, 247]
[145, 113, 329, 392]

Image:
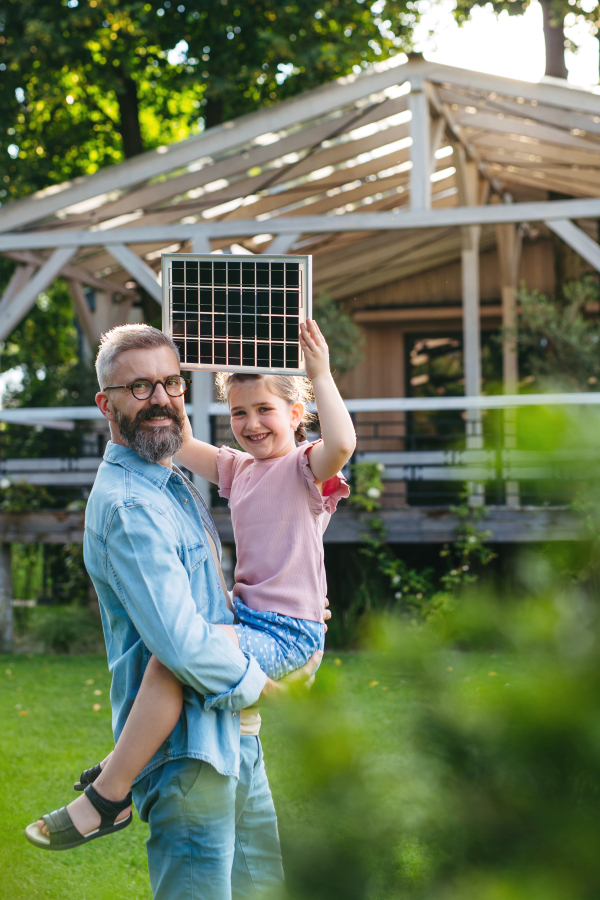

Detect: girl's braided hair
[216, 373, 314, 442]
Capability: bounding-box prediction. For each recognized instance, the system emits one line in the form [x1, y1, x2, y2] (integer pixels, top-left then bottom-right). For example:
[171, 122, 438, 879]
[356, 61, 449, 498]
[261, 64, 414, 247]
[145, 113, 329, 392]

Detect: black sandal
[74, 763, 102, 792]
[25, 783, 132, 851]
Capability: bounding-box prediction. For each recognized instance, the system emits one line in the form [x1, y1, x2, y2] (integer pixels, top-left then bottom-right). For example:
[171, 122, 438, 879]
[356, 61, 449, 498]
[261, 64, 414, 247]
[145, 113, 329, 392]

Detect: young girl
[28, 318, 356, 848]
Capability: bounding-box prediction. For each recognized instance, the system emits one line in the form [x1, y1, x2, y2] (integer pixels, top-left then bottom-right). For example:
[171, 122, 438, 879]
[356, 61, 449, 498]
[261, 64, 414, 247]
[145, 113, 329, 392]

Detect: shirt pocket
[183, 541, 208, 573]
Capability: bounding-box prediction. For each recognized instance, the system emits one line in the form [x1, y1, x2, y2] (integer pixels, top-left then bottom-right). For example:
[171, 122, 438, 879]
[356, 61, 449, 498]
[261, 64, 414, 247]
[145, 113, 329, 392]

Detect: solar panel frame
[162, 253, 312, 376]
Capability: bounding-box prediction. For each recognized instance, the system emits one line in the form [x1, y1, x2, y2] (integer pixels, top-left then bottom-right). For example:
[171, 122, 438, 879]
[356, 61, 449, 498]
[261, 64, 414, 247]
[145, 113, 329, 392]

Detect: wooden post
[454, 146, 484, 502]
[408, 78, 432, 211]
[496, 222, 522, 507]
[191, 370, 213, 503]
[0, 543, 13, 651]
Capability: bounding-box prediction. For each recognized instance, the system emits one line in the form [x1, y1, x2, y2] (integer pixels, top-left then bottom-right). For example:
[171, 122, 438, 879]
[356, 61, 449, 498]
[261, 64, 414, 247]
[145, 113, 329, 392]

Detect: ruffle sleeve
[300, 442, 351, 516]
[216, 445, 249, 500]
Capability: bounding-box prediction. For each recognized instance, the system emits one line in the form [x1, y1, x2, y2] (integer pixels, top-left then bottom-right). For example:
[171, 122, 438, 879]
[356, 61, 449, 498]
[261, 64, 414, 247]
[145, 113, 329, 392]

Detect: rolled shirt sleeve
[106, 503, 267, 711]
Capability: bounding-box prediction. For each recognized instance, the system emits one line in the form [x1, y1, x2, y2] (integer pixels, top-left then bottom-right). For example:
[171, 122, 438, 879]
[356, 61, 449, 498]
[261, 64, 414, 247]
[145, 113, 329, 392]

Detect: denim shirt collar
[103, 440, 180, 491]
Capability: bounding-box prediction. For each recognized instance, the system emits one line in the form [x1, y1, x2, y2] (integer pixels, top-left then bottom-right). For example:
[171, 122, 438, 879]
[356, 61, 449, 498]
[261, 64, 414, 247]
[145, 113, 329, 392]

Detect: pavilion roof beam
[488, 166, 600, 198]
[0, 263, 37, 308]
[41, 95, 413, 233]
[545, 218, 600, 272]
[106, 244, 162, 304]
[267, 234, 302, 254]
[470, 132, 600, 169]
[66, 278, 102, 349]
[455, 111, 599, 152]
[0, 57, 418, 234]
[435, 86, 600, 139]
[4, 249, 139, 298]
[0, 246, 76, 341]
[426, 63, 600, 116]
[5, 197, 600, 255]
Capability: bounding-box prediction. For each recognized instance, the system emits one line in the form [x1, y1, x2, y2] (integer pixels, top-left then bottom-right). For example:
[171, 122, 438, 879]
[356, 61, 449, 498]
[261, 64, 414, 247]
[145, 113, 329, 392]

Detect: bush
[31, 606, 104, 654]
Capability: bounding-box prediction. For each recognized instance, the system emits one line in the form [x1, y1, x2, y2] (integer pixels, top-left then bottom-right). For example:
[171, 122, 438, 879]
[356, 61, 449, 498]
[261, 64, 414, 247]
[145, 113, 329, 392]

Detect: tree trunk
[540, 0, 568, 79]
[204, 96, 224, 130]
[0, 544, 13, 652]
[115, 75, 144, 159]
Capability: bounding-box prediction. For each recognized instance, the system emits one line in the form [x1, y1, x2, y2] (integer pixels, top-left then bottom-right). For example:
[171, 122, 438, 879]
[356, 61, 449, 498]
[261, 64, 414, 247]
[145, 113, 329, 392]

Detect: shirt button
[183, 499, 189, 504]
[232, 712, 237, 717]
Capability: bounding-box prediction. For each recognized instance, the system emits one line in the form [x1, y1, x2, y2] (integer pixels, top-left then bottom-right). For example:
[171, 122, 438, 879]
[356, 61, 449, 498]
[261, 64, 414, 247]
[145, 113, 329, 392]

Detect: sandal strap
[84, 783, 132, 830]
[42, 807, 83, 847]
[79, 763, 102, 786]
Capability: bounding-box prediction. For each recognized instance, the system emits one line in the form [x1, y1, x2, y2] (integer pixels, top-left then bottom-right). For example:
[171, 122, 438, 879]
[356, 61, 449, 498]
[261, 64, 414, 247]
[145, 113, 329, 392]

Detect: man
[38, 324, 321, 899]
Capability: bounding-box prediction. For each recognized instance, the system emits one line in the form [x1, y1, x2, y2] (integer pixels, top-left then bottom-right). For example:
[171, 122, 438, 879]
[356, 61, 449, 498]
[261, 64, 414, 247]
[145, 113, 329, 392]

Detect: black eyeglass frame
[103, 375, 190, 400]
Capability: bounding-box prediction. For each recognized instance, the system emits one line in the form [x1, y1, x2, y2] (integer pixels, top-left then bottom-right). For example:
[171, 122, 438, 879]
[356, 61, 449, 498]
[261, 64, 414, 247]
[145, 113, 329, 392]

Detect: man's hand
[251, 651, 323, 708]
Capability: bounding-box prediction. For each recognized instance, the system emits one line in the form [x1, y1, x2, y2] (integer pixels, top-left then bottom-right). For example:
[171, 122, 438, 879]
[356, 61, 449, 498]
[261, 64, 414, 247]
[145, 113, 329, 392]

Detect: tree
[0, 0, 418, 201]
[453, 0, 600, 81]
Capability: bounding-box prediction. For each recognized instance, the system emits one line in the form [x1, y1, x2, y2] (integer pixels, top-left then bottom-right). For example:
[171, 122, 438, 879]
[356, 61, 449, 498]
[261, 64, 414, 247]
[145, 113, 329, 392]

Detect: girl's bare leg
[36, 655, 183, 837]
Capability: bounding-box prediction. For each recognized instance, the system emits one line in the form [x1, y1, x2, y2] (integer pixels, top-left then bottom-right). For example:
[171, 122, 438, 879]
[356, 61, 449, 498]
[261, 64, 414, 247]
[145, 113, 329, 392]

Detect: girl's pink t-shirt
[216, 441, 349, 623]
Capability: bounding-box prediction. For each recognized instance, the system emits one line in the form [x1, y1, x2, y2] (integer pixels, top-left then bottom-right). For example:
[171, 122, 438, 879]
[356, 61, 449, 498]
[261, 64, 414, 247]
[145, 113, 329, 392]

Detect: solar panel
[161, 253, 312, 375]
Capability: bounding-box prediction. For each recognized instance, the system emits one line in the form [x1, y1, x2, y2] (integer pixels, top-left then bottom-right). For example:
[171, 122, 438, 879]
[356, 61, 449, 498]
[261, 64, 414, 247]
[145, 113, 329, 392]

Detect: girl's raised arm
[174, 411, 220, 484]
[300, 319, 356, 483]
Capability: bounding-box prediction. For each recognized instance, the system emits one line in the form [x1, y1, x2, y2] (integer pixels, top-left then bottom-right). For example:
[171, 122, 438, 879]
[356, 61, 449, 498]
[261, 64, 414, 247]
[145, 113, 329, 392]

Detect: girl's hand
[300, 319, 330, 381]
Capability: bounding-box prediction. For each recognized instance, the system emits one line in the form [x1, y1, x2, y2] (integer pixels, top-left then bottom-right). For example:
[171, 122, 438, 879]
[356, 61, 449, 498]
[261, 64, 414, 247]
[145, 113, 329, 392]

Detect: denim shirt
[83, 441, 267, 781]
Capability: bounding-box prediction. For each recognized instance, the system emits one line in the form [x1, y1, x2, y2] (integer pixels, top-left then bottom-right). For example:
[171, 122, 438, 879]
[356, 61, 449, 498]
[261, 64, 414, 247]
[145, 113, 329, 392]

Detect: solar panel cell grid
[163, 254, 311, 375]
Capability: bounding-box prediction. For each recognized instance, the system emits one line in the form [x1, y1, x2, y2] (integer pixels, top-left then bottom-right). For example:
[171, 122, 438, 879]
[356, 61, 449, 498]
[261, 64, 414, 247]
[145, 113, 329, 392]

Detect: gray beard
[115, 405, 183, 463]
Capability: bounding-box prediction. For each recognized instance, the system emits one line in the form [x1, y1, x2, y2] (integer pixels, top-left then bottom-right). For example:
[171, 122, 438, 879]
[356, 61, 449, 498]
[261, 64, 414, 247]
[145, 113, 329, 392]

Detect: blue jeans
[132, 735, 284, 900]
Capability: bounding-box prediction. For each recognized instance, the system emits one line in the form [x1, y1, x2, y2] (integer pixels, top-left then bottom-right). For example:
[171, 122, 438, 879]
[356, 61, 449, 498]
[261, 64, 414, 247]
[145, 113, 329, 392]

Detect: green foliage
[350, 460, 386, 511]
[0, 481, 54, 512]
[0, 0, 417, 198]
[350, 462, 496, 622]
[313, 292, 365, 378]
[31, 606, 104, 654]
[508, 276, 600, 392]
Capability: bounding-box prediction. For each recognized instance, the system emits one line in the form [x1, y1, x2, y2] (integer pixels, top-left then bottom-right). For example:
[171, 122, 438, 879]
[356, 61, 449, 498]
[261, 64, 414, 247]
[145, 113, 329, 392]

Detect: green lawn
[0, 651, 420, 900]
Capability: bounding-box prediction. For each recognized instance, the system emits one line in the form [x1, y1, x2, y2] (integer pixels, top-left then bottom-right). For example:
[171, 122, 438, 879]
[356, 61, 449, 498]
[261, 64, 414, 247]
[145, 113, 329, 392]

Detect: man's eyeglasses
[103, 375, 190, 401]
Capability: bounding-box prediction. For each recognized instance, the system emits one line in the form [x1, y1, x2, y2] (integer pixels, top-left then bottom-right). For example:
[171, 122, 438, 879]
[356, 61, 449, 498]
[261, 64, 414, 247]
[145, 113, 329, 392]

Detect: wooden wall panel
[340, 238, 556, 314]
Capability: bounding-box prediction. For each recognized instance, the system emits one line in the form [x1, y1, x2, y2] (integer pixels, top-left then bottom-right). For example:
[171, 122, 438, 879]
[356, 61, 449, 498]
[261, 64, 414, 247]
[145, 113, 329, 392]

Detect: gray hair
[95, 325, 180, 389]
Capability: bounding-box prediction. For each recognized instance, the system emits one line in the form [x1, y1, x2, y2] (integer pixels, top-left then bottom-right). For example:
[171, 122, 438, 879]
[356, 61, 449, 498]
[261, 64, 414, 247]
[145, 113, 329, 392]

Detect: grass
[0, 651, 417, 900]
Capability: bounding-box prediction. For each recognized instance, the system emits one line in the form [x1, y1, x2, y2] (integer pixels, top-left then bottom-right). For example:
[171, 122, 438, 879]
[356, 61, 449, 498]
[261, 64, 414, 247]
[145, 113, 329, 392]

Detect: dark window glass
[200, 341, 212, 363]
[271, 343, 284, 367]
[200, 263, 212, 285]
[286, 344, 299, 368]
[257, 343, 269, 366]
[185, 262, 198, 284]
[243, 342, 256, 366]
